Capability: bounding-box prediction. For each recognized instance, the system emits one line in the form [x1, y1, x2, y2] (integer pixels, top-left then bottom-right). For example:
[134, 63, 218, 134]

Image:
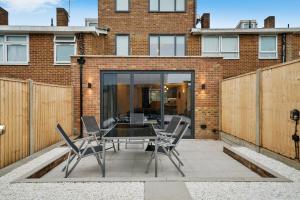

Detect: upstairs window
[149, 35, 185, 56]
[202, 35, 239, 59]
[116, 0, 129, 12]
[54, 36, 76, 64]
[0, 35, 29, 64]
[116, 35, 130, 56]
[259, 35, 277, 59]
[149, 0, 185, 12]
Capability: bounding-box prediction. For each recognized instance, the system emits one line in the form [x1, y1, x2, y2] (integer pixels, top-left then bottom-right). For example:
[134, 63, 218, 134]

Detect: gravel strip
[0, 148, 144, 200]
[186, 147, 300, 200]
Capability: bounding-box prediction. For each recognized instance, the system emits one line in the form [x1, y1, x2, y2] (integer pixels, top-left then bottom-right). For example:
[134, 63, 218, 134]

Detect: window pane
[176, 36, 185, 56]
[116, 35, 129, 56]
[149, 0, 159, 11]
[160, 0, 174, 11]
[260, 36, 276, 52]
[203, 36, 219, 52]
[176, 0, 185, 11]
[222, 36, 238, 52]
[56, 44, 75, 62]
[0, 45, 3, 62]
[7, 45, 27, 62]
[116, 0, 129, 11]
[160, 36, 175, 56]
[150, 36, 159, 56]
[6, 36, 27, 42]
[0, 36, 4, 43]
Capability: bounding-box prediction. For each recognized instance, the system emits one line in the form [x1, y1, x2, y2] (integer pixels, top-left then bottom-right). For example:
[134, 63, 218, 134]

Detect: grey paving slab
[145, 182, 192, 200]
[42, 140, 261, 180]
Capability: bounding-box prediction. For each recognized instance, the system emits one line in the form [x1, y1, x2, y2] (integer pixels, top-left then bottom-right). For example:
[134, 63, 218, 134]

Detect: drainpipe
[282, 33, 287, 63]
[76, 33, 85, 138]
[77, 56, 85, 138]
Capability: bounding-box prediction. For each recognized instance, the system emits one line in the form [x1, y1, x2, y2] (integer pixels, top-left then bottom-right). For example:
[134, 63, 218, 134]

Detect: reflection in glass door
[133, 74, 161, 126]
[101, 71, 194, 138]
[102, 73, 130, 128]
[163, 73, 192, 138]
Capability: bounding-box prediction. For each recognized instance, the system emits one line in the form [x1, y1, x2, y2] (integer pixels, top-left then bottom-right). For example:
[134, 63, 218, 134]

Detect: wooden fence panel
[221, 60, 300, 159]
[0, 78, 73, 169]
[0, 79, 29, 169]
[32, 83, 73, 153]
[221, 73, 257, 144]
[261, 62, 300, 158]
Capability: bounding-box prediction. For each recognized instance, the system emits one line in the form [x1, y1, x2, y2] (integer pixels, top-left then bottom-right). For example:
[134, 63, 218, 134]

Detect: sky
[0, 0, 299, 28]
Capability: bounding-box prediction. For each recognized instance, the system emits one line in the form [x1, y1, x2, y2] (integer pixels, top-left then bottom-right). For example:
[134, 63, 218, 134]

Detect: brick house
[1, 0, 300, 139]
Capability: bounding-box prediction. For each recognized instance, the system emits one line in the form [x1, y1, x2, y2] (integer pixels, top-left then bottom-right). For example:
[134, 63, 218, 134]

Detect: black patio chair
[150, 116, 182, 155]
[125, 113, 146, 149]
[145, 121, 189, 177]
[56, 124, 104, 178]
[81, 116, 117, 152]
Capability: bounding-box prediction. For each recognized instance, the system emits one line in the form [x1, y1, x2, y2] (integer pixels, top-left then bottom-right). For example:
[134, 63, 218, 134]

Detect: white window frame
[115, 0, 130, 12]
[259, 35, 278, 59]
[149, 35, 186, 56]
[201, 35, 240, 59]
[115, 34, 130, 56]
[54, 35, 77, 65]
[149, 0, 186, 12]
[0, 35, 29, 65]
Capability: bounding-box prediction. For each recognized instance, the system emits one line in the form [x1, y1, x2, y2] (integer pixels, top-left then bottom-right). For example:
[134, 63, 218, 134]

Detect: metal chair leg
[112, 141, 116, 152]
[171, 151, 184, 166]
[162, 147, 185, 177]
[65, 157, 81, 178]
[174, 149, 180, 156]
[145, 152, 155, 173]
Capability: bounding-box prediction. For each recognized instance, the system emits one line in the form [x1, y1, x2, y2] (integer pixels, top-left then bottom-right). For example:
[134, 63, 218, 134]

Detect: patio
[36, 140, 266, 181]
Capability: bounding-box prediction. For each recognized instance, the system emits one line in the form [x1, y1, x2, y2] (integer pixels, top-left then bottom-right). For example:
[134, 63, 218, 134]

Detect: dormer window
[149, 0, 185, 12]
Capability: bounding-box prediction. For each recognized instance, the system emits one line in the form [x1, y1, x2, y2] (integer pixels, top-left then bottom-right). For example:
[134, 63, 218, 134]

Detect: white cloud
[0, 0, 63, 12]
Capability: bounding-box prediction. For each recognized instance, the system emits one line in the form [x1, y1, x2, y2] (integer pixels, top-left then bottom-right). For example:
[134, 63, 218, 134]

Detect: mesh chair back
[172, 122, 189, 146]
[130, 113, 144, 124]
[165, 116, 182, 133]
[81, 116, 100, 134]
[56, 124, 79, 154]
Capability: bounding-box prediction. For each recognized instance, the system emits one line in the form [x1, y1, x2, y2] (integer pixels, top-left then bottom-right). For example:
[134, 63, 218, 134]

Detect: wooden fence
[0, 78, 73, 169]
[221, 60, 300, 159]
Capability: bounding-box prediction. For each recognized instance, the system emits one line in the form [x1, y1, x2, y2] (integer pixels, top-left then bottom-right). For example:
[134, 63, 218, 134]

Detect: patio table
[102, 123, 158, 177]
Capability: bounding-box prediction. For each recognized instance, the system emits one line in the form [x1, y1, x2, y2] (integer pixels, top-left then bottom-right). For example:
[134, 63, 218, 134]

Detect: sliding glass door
[101, 71, 194, 138]
[134, 74, 162, 126]
[102, 73, 130, 128]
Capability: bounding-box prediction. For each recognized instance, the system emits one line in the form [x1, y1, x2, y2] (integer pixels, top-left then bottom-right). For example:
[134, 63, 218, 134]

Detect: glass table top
[103, 123, 157, 139]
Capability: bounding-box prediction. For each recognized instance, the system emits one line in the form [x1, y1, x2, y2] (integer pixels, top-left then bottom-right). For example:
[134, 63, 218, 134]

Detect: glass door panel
[163, 73, 192, 137]
[102, 73, 130, 128]
[133, 73, 161, 126]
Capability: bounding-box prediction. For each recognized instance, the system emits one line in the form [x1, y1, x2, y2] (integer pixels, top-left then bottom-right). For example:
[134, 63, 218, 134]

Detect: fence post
[255, 69, 262, 152]
[28, 79, 35, 155]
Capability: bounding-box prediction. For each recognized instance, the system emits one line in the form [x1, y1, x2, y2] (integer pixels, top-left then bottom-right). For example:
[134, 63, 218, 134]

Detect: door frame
[100, 70, 195, 139]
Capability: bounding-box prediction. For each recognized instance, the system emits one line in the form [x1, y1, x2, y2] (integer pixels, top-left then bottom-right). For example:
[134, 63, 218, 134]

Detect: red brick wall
[0, 33, 105, 85]
[71, 56, 223, 139]
[197, 34, 283, 78]
[287, 33, 300, 62]
[98, 0, 198, 55]
[0, 34, 71, 85]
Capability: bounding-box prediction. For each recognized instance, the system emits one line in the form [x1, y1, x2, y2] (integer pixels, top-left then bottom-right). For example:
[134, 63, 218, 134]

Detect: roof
[0, 26, 107, 35]
[191, 28, 300, 35]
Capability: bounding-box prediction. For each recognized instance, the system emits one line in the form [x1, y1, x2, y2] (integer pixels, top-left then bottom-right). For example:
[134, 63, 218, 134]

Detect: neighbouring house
[0, 0, 300, 139]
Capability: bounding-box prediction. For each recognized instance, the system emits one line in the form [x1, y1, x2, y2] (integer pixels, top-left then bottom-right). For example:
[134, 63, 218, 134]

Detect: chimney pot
[56, 8, 69, 26]
[264, 16, 275, 28]
[0, 7, 8, 25]
[201, 13, 210, 29]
